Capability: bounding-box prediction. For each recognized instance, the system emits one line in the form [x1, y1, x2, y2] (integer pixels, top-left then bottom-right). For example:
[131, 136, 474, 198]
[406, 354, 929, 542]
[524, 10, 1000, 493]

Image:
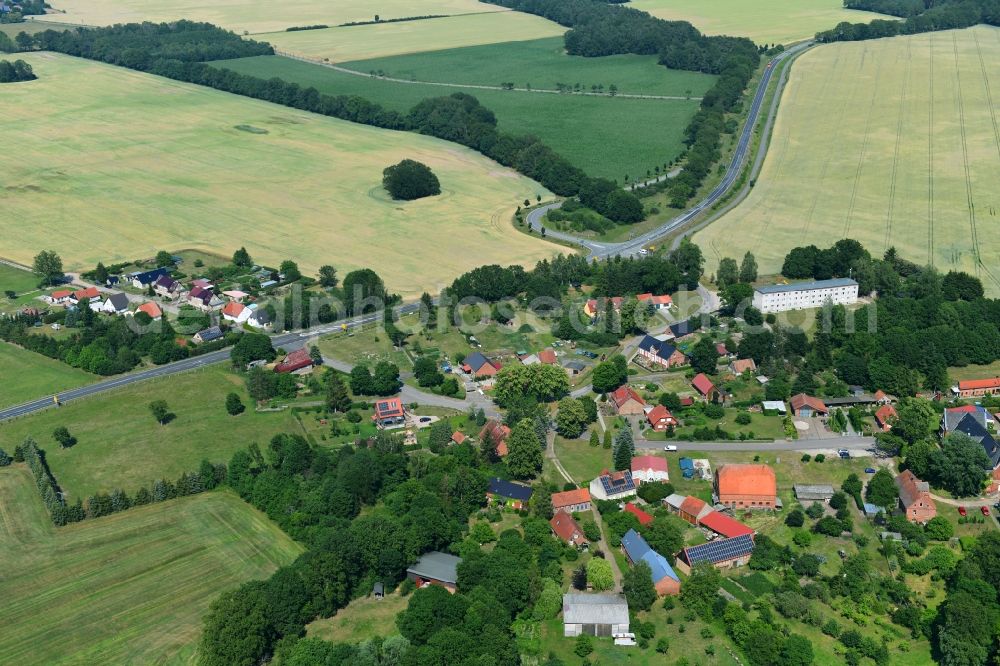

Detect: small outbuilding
[372, 582, 384, 599]
[562, 593, 630, 637]
[793, 484, 835, 502]
[406, 552, 462, 593]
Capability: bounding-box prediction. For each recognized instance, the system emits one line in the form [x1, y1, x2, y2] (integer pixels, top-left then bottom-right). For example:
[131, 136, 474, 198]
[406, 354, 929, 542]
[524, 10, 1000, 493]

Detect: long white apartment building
[752, 278, 858, 313]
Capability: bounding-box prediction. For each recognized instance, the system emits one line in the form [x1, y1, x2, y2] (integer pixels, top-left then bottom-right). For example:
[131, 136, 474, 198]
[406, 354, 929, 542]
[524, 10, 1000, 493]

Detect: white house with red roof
[631, 455, 669, 483]
[46, 289, 73, 305]
[222, 301, 252, 324]
[636, 293, 673, 310]
[70, 286, 101, 305]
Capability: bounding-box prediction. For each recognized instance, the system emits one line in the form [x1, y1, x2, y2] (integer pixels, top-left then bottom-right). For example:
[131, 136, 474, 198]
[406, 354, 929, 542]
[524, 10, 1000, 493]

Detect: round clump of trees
[382, 159, 441, 200]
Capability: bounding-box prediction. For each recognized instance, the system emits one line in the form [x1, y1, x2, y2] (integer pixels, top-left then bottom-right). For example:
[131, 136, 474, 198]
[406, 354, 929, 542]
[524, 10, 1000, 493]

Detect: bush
[382, 159, 441, 200]
[814, 453, 825, 463]
[574, 634, 593, 657]
[735, 412, 752, 425]
[785, 509, 805, 527]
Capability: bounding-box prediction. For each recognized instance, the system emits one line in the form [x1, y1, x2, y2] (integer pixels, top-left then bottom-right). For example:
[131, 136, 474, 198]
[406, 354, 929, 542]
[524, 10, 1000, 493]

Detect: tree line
[482, 0, 760, 207]
[817, 0, 1000, 42]
[12, 21, 647, 221]
[0, 58, 34, 82]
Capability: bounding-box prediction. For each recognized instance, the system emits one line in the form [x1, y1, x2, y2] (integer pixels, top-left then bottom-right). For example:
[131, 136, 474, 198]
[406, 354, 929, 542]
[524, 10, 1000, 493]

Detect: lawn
[0, 365, 299, 500]
[260, 12, 564, 62]
[0, 343, 96, 409]
[628, 0, 893, 45]
[341, 36, 716, 97]
[696, 27, 1000, 295]
[306, 591, 409, 643]
[948, 359, 1000, 382]
[555, 430, 613, 483]
[37, 0, 502, 34]
[214, 54, 704, 181]
[0, 466, 302, 665]
[0, 261, 41, 296]
[2, 52, 560, 298]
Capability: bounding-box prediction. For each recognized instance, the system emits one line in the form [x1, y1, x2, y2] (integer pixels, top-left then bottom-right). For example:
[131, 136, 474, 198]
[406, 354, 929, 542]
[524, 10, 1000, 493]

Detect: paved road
[525, 42, 813, 258]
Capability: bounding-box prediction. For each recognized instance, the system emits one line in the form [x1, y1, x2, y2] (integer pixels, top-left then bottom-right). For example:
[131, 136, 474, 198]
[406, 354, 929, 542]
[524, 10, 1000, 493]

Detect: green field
[0, 365, 299, 500]
[38, 0, 502, 34]
[2, 53, 559, 297]
[0, 261, 41, 295]
[949, 359, 1000, 382]
[260, 12, 564, 62]
[215, 54, 704, 180]
[0, 343, 96, 409]
[629, 0, 892, 45]
[342, 36, 716, 96]
[697, 27, 1000, 294]
[0, 20, 71, 37]
[0, 466, 302, 665]
[306, 592, 409, 643]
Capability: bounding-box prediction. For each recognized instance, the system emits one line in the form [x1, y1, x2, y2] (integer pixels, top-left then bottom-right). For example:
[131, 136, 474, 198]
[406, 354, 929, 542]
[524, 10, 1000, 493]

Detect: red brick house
[550, 510, 589, 547]
[875, 404, 898, 432]
[691, 373, 719, 402]
[954, 378, 1000, 398]
[645, 405, 678, 432]
[610, 385, 646, 416]
[678, 495, 712, 525]
[635, 335, 687, 369]
[896, 470, 936, 523]
[715, 464, 777, 510]
[551, 487, 591, 513]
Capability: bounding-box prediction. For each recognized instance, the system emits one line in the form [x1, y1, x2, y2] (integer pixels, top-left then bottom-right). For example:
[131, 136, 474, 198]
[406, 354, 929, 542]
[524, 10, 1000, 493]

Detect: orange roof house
[550, 510, 589, 547]
[790, 393, 828, 417]
[372, 397, 406, 426]
[715, 464, 777, 510]
[71, 287, 100, 302]
[537, 349, 558, 365]
[451, 431, 467, 445]
[677, 495, 712, 525]
[645, 405, 678, 431]
[895, 470, 936, 523]
[135, 302, 162, 320]
[955, 378, 1000, 397]
[610, 385, 646, 416]
[730, 358, 757, 375]
[480, 420, 511, 457]
[637, 293, 673, 310]
[691, 373, 719, 401]
[222, 301, 247, 320]
[551, 487, 591, 513]
[875, 404, 898, 431]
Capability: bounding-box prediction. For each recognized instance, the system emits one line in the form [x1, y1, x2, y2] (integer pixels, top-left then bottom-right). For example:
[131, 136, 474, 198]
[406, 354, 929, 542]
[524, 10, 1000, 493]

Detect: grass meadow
[697, 27, 1000, 294]
[0, 466, 301, 665]
[36, 0, 501, 34]
[1, 53, 560, 297]
[629, 0, 893, 45]
[0, 365, 299, 500]
[215, 54, 703, 181]
[259, 12, 565, 62]
[0, 344, 96, 409]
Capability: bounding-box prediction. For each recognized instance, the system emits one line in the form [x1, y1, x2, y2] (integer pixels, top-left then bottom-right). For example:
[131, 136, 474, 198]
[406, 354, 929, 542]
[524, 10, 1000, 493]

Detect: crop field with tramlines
[696, 26, 1000, 293]
[0, 467, 302, 665]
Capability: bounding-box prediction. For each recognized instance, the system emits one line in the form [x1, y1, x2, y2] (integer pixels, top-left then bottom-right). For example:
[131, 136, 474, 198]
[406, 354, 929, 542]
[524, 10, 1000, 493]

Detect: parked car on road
[663, 445, 678, 452]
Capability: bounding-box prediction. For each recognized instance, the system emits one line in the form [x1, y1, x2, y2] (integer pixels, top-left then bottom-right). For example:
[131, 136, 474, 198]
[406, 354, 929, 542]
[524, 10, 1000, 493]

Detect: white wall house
[752, 278, 858, 314]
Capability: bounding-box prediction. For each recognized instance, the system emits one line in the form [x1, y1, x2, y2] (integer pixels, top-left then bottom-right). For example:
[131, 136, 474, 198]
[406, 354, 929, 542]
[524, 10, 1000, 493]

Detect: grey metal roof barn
[793, 484, 835, 501]
[562, 593, 629, 625]
[754, 278, 858, 295]
[406, 552, 461, 585]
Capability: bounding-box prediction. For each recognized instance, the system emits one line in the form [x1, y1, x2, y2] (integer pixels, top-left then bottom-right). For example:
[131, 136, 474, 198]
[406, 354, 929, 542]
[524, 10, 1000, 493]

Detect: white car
[663, 445, 678, 452]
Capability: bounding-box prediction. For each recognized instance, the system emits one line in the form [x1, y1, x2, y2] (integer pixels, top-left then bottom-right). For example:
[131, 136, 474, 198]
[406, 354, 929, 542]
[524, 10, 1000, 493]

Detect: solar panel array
[684, 534, 754, 564]
[600, 470, 635, 496]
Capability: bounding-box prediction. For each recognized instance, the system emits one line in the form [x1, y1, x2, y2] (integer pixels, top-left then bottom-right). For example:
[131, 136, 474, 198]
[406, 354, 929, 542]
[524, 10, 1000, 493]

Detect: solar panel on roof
[685, 534, 754, 564]
[600, 471, 635, 495]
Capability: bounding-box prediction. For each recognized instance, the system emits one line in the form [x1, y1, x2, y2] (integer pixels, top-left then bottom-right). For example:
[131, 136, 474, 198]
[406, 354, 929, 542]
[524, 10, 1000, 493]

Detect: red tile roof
[895, 469, 931, 509]
[451, 431, 467, 445]
[679, 495, 708, 517]
[373, 396, 405, 420]
[698, 511, 754, 538]
[552, 487, 591, 509]
[275, 348, 314, 373]
[51, 289, 73, 299]
[680, 396, 695, 407]
[631, 455, 668, 473]
[624, 502, 653, 526]
[73, 287, 100, 300]
[480, 420, 511, 457]
[637, 293, 672, 306]
[550, 510, 588, 545]
[875, 404, 897, 428]
[958, 378, 1000, 391]
[716, 464, 777, 498]
[645, 405, 676, 427]
[716, 343, 729, 355]
[691, 373, 715, 397]
[610, 385, 645, 409]
[136, 302, 162, 318]
[537, 349, 558, 365]
[730, 358, 756, 374]
[790, 393, 828, 413]
[222, 301, 245, 317]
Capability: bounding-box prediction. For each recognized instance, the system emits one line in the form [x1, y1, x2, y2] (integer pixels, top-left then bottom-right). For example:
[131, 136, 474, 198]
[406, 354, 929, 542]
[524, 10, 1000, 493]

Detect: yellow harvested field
[38, 0, 503, 34]
[696, 27, 1000, 294]
[261, 12, 564, 63]
[629, 0, 891, 45]
[1, 53, 559, 297]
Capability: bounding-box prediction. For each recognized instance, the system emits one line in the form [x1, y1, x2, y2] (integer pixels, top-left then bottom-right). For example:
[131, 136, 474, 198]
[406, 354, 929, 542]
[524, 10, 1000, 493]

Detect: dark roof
[488, 477, 533, 502]
[599, 470, 635, 496]
[564, 360, 587, 371]
[406, 551, 461, 584]
[953, 413, 1000, 468]
[754, 278, 858, 295]
[667, 320, 698, 338]
[637, 335, 680, 360]
[464, 351, 492, 371]
[822, 395, 877, 406]
[196, 326, 223, 342]
[251, 308, 273, 324]
[154, 274, 177, 289]
[105, 292, 129, 310]
[683, 534, 755, 565]
[131, 267, 169, 284]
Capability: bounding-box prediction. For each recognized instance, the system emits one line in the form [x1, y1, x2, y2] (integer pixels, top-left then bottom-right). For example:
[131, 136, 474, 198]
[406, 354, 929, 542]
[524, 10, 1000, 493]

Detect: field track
[696, 27, 1000, 293]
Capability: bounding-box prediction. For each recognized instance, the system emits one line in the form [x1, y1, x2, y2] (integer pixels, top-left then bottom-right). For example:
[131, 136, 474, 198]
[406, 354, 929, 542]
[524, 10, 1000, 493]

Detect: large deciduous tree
[383, 159, 441, 200]
[32, 250, 63, 286]
[506, 418, 543, 479]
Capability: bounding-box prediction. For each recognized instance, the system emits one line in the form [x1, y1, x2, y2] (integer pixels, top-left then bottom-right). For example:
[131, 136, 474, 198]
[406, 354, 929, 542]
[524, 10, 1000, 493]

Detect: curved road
[526, 42, 812, 259]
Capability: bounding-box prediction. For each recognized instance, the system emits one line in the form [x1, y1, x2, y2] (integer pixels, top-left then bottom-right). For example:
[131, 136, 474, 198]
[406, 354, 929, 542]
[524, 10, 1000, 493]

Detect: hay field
[696, 27, 1000, 293]
[1, 53, 558, 297]
[38, 0, 501, 34]
[629, 0, 891, 45]
[0, 467, 302, 665]
[0, 343, 96, 409]
[260, 12, 564, 62]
